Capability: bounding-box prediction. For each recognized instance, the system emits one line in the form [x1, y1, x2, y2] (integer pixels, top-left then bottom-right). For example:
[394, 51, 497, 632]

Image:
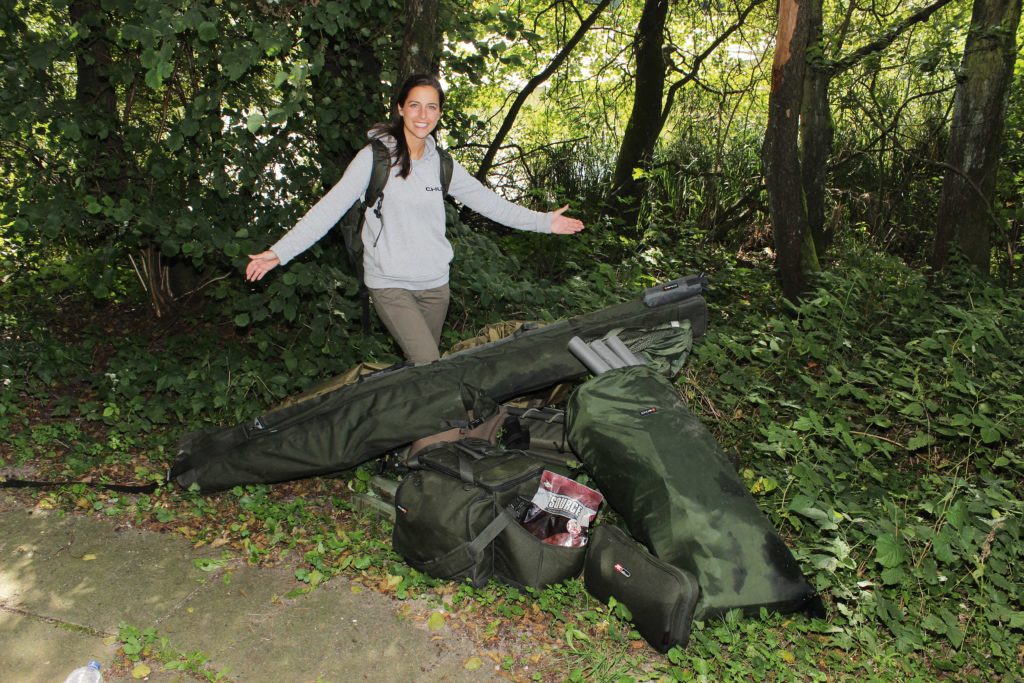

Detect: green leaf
[246, 113, 265, 133]
[194, 557, 228, 572]
[880, 566, 907, 585]
[980, 426, 1001, 444]
[198, 21, 218, 42]
[931, 534, 956, 563]
[427, 612, 445, 631]
[906, 432, 934, 451]
[921, 613, 945, 633]
[874, 533, 907, 568]
[144, 68, 164, 90]
[233, 313, 250, 327]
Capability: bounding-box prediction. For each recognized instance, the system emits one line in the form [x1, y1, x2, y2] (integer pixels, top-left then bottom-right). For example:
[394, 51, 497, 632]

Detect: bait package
[519, 471, 603, 547]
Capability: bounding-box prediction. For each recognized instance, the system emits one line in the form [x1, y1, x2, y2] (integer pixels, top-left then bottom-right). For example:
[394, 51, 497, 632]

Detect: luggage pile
[171, 274, 822, 653]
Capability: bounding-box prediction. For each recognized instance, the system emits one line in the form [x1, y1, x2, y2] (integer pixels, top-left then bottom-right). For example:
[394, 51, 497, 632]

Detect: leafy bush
[687, 238, 1023, 677]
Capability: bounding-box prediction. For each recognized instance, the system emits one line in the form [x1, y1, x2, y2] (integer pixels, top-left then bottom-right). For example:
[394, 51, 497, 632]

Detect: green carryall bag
[566, 365, 823, 619]
[170, 276, 708, 492]
[392, 440, 586, 589]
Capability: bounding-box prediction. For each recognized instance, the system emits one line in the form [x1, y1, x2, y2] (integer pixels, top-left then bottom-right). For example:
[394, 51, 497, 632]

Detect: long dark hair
[370, 74, 445, 179]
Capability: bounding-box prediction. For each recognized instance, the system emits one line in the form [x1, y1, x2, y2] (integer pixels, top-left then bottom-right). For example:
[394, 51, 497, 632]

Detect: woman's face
[397, 85, 441, 142]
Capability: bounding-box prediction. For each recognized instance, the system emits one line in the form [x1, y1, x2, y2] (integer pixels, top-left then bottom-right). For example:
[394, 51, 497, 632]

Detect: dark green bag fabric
[567, 365, 822, 619]
[392, 441, 586, 589]
[585, 524, 700, 652]
[170, 279, 708, 492]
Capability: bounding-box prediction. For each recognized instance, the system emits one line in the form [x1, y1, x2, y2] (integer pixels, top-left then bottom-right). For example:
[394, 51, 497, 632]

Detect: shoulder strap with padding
[437, 147, 454, 197]
[364, 138, 392, 205]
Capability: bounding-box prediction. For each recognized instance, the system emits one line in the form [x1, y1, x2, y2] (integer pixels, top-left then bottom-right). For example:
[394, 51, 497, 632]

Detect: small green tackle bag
[585, 524, 700, 652]
[392, 440, 586, 589]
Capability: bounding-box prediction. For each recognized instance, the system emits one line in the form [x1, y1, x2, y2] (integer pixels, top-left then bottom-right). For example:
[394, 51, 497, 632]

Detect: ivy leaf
[874, 533, 907, 568]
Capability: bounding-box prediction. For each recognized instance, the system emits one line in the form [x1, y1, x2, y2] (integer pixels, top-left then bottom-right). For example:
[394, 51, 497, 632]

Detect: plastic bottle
[63, 660, 103, 683]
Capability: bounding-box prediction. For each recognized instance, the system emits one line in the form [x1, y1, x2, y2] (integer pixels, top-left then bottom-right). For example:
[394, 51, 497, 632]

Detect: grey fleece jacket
[269, 135, 553, 290]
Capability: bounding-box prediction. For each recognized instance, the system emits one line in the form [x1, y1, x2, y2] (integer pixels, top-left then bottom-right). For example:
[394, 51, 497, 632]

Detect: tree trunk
[800, 0, 832, 257]
[931, 0, 1021, 273]
[762, 0, 811, 301]
[69, 0, 124, 196]
[398, 0, 440, 81]
[475, 0, 612, 181]
[608, 0, 669, 225]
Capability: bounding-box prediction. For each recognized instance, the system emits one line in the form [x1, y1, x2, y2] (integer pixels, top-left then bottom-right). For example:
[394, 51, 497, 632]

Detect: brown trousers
[369, 285, 450, 364]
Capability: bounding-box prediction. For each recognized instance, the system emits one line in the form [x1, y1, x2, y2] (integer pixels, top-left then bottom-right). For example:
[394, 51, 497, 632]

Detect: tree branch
[661, 0, 767, 128]
[825, 0, 957, 77]
[475, 0, 613, 181]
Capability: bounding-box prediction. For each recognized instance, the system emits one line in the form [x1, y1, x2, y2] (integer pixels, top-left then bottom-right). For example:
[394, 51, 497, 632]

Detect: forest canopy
[3, 0, 1020, 321]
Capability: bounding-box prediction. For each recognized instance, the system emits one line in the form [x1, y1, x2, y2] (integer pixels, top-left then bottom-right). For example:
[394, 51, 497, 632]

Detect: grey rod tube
[605, 335, 646, 366]
[568, 336, 612, 375]
[588, 338, 627, 369]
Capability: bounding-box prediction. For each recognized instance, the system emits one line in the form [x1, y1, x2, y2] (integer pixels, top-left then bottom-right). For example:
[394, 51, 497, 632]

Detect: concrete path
[0, 495, 494, 682]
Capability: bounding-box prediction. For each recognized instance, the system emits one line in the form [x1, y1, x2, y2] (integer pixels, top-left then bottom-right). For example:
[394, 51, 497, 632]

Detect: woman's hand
[550, 205, 585, 235]
[246, 250, 281, 281]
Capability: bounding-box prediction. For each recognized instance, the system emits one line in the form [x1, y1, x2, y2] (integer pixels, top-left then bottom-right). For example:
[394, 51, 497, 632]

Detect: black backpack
[339, 139, 454, 332]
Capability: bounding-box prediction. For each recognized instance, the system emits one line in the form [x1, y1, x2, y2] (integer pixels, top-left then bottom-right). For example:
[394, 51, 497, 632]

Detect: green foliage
[118, 621, 231, 681]
[2, 1, 1022, 679]
[1, 0, 403, 329]
[686, 241, 1023, 677]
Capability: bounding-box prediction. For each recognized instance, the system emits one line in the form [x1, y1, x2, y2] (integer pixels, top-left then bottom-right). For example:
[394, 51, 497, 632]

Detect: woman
[246, 74, 584, 364]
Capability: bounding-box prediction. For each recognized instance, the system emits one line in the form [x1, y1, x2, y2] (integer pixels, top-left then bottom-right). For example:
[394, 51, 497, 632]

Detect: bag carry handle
[422, 508, 517, 578]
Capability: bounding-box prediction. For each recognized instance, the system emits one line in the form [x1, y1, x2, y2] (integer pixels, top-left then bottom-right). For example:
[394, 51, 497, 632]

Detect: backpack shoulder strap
[437, 147, 454, 197]
[365, 138, 392, 205]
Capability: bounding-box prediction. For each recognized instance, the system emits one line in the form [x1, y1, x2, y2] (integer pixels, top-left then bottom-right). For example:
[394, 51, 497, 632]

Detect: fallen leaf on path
[427, 612, 446, 631]
[464, 657, 483, 670]
[132, 663, 151, 679]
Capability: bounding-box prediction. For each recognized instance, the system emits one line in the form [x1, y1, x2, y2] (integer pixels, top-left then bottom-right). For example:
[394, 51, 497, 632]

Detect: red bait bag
[520, 471, 603, 547]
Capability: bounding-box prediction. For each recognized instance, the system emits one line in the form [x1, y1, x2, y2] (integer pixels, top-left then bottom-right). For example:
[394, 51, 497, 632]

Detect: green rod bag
[566, 365, 823, 619]
[170, 278, 708, 492]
